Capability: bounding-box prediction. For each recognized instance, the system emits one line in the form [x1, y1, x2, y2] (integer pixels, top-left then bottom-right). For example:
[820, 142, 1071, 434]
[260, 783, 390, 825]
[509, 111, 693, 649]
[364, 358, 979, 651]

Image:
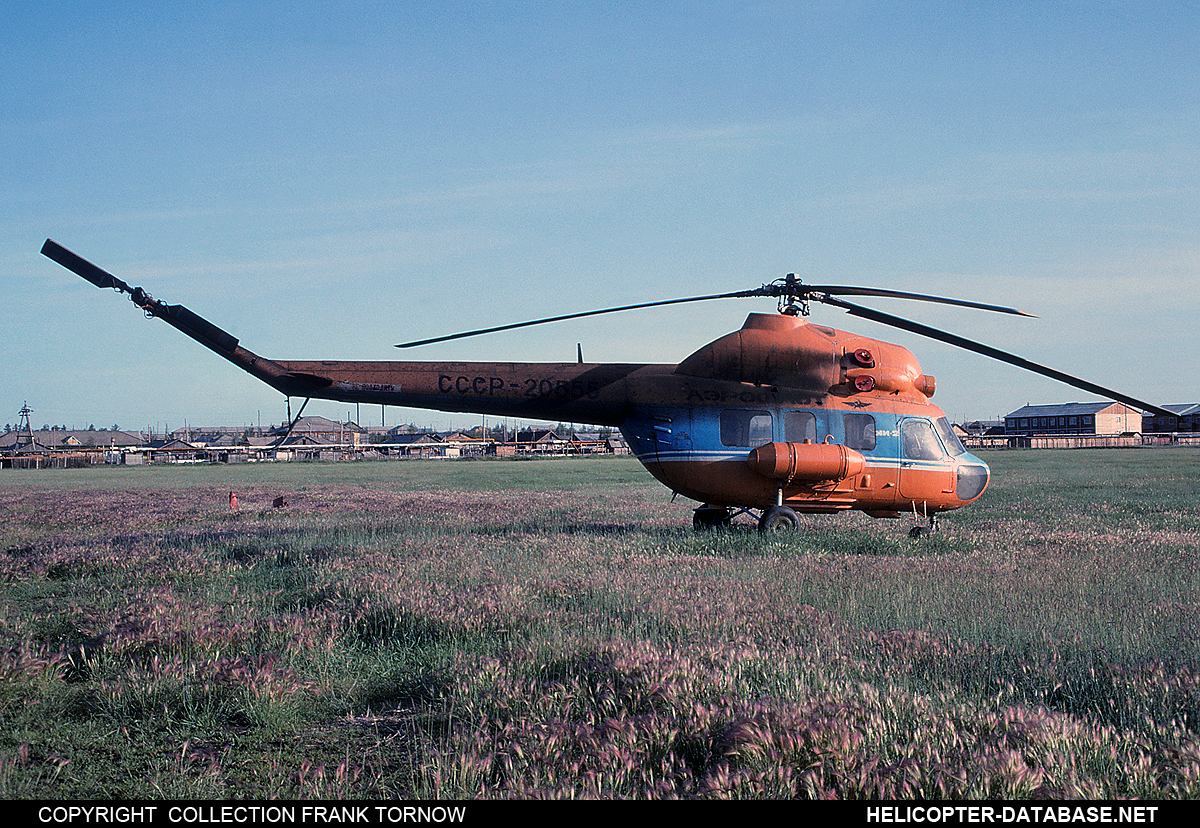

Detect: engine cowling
[747, 441, 866, 482]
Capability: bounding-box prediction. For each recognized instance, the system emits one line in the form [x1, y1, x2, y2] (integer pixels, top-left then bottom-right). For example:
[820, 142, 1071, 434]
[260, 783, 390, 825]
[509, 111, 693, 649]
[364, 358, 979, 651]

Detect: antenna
[16, 402, 35, 449]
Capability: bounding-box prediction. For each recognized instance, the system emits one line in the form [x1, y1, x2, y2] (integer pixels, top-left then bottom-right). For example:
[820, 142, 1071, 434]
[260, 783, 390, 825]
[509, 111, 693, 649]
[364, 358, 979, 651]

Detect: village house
[1143, 403, 1200, 434]
[1004, 402, 1142, 436]
[267, 416, 365, 445]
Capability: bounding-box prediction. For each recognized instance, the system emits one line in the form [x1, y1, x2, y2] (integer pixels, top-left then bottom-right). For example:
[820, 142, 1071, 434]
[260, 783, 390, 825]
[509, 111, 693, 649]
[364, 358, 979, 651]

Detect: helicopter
[41, 239, 1175, 535]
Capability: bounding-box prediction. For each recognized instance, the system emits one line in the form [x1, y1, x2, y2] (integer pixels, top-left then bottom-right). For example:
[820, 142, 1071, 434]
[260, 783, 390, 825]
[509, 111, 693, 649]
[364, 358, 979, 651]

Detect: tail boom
[42, 240, 658, 425]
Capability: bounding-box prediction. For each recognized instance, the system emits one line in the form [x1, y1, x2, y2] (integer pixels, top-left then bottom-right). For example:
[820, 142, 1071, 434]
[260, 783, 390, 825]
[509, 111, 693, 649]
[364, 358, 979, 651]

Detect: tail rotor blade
[42, 239, 132, 293]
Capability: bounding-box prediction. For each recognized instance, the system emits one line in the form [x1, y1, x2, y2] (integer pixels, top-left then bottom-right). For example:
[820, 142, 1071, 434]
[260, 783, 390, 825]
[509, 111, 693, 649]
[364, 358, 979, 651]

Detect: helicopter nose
[957, 460, 990, 502]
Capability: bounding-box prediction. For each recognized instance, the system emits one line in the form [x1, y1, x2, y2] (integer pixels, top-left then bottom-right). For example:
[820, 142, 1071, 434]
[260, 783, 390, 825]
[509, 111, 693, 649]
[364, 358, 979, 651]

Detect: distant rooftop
[1155, 403, 1200, 417]
[1005, 402, 1132, 418]
[0, 429, 145, 449]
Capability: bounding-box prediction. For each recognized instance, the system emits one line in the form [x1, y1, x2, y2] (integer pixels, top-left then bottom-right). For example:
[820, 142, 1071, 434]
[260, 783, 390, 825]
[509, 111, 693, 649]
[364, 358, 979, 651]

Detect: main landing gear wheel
[693, 506, 733, 530]
[758, 505, 800, 534]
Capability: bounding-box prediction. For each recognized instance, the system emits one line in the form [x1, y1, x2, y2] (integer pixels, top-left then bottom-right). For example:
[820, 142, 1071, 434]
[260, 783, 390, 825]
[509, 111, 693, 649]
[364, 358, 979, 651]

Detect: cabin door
[898, 418, 955, 501]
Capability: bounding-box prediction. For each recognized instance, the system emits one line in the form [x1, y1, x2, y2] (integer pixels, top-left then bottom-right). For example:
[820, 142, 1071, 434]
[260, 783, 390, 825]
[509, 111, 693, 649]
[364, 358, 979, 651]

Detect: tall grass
[1, 449, 1198, 798]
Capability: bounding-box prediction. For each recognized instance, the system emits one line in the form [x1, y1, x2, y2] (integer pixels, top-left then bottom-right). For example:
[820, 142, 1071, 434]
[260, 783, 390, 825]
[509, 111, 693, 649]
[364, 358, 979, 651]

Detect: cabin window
[720, 409, 773, 447]
[784, 411, 818, 443]
[844, 413, 876, 451]
[903, 419, 946, 461]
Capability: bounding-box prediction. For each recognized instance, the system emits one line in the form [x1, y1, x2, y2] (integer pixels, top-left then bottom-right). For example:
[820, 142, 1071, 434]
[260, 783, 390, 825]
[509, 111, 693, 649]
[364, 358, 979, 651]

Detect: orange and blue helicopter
[42, 240, 1173, 535]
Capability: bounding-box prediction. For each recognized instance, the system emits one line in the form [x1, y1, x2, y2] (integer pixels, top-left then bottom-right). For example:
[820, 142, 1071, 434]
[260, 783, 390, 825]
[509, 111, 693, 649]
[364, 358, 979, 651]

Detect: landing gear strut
[693, 499, 803, 534]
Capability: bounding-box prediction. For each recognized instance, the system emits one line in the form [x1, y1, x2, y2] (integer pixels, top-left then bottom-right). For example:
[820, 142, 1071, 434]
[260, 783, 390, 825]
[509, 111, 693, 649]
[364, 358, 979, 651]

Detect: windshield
[934, 417, 967, 456]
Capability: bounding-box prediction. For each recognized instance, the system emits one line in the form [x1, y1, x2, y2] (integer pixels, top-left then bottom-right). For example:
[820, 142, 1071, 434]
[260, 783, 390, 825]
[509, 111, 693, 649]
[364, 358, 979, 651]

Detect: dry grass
[1, 449, 1198, 798]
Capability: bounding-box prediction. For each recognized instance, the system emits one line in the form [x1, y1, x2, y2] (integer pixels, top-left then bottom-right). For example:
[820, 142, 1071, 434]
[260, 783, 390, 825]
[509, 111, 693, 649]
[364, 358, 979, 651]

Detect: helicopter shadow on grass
[467, 520, 669, 539]
[700, 518, 968, 558]
[464, 517, 751, 553]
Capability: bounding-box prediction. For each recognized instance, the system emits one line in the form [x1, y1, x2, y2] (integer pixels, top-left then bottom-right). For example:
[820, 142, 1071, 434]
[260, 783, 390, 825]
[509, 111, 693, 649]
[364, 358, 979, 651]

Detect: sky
[3, 1, 1198, 434]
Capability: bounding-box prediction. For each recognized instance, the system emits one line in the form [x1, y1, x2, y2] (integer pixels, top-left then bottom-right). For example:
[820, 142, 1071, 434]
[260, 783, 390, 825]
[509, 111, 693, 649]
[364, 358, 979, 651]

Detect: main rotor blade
[805, 285, 1035, 317]
[395, 289, 761, 348]
[822, 296, 1174, 419]
[397, 275, 1035, 348]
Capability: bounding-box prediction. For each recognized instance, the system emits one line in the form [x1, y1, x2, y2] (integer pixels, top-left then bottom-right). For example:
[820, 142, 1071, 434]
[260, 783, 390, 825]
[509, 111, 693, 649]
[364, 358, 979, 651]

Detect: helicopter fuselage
[261, 313, 990, 516]
[43, 239, 997, 523]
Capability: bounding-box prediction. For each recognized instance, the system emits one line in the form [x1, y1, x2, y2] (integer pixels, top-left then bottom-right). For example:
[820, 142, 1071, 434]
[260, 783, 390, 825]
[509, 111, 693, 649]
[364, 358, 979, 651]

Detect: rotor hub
[774, 274, 810, 316]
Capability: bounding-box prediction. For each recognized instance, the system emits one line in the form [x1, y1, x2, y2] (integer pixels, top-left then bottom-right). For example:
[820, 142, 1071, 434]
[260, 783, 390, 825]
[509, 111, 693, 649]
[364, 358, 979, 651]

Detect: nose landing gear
[909, 512, 939, 538]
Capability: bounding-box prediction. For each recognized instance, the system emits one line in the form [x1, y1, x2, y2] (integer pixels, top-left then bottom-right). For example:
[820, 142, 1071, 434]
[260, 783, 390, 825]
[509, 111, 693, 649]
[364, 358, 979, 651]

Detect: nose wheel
[909, 514, 939, 538]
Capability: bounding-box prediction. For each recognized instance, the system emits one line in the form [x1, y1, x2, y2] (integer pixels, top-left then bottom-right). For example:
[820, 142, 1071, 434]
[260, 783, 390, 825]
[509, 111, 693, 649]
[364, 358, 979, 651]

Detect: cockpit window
[902, 419, 946, 461]
[934, 417, 967, 456]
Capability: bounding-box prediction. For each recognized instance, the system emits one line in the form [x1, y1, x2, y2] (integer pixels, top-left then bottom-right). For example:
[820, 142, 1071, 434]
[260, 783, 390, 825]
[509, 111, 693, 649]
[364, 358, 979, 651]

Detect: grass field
[2, 448, 1199, 799]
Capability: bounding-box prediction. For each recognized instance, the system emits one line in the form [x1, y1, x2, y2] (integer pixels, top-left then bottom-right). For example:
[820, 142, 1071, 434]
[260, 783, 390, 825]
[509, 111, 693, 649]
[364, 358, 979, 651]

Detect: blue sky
[3, 1, 1198, 433]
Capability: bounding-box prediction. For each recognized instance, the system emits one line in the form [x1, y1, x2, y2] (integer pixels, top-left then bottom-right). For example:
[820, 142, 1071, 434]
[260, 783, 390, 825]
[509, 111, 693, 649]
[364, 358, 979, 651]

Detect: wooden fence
[963, 433, 1200, 450]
